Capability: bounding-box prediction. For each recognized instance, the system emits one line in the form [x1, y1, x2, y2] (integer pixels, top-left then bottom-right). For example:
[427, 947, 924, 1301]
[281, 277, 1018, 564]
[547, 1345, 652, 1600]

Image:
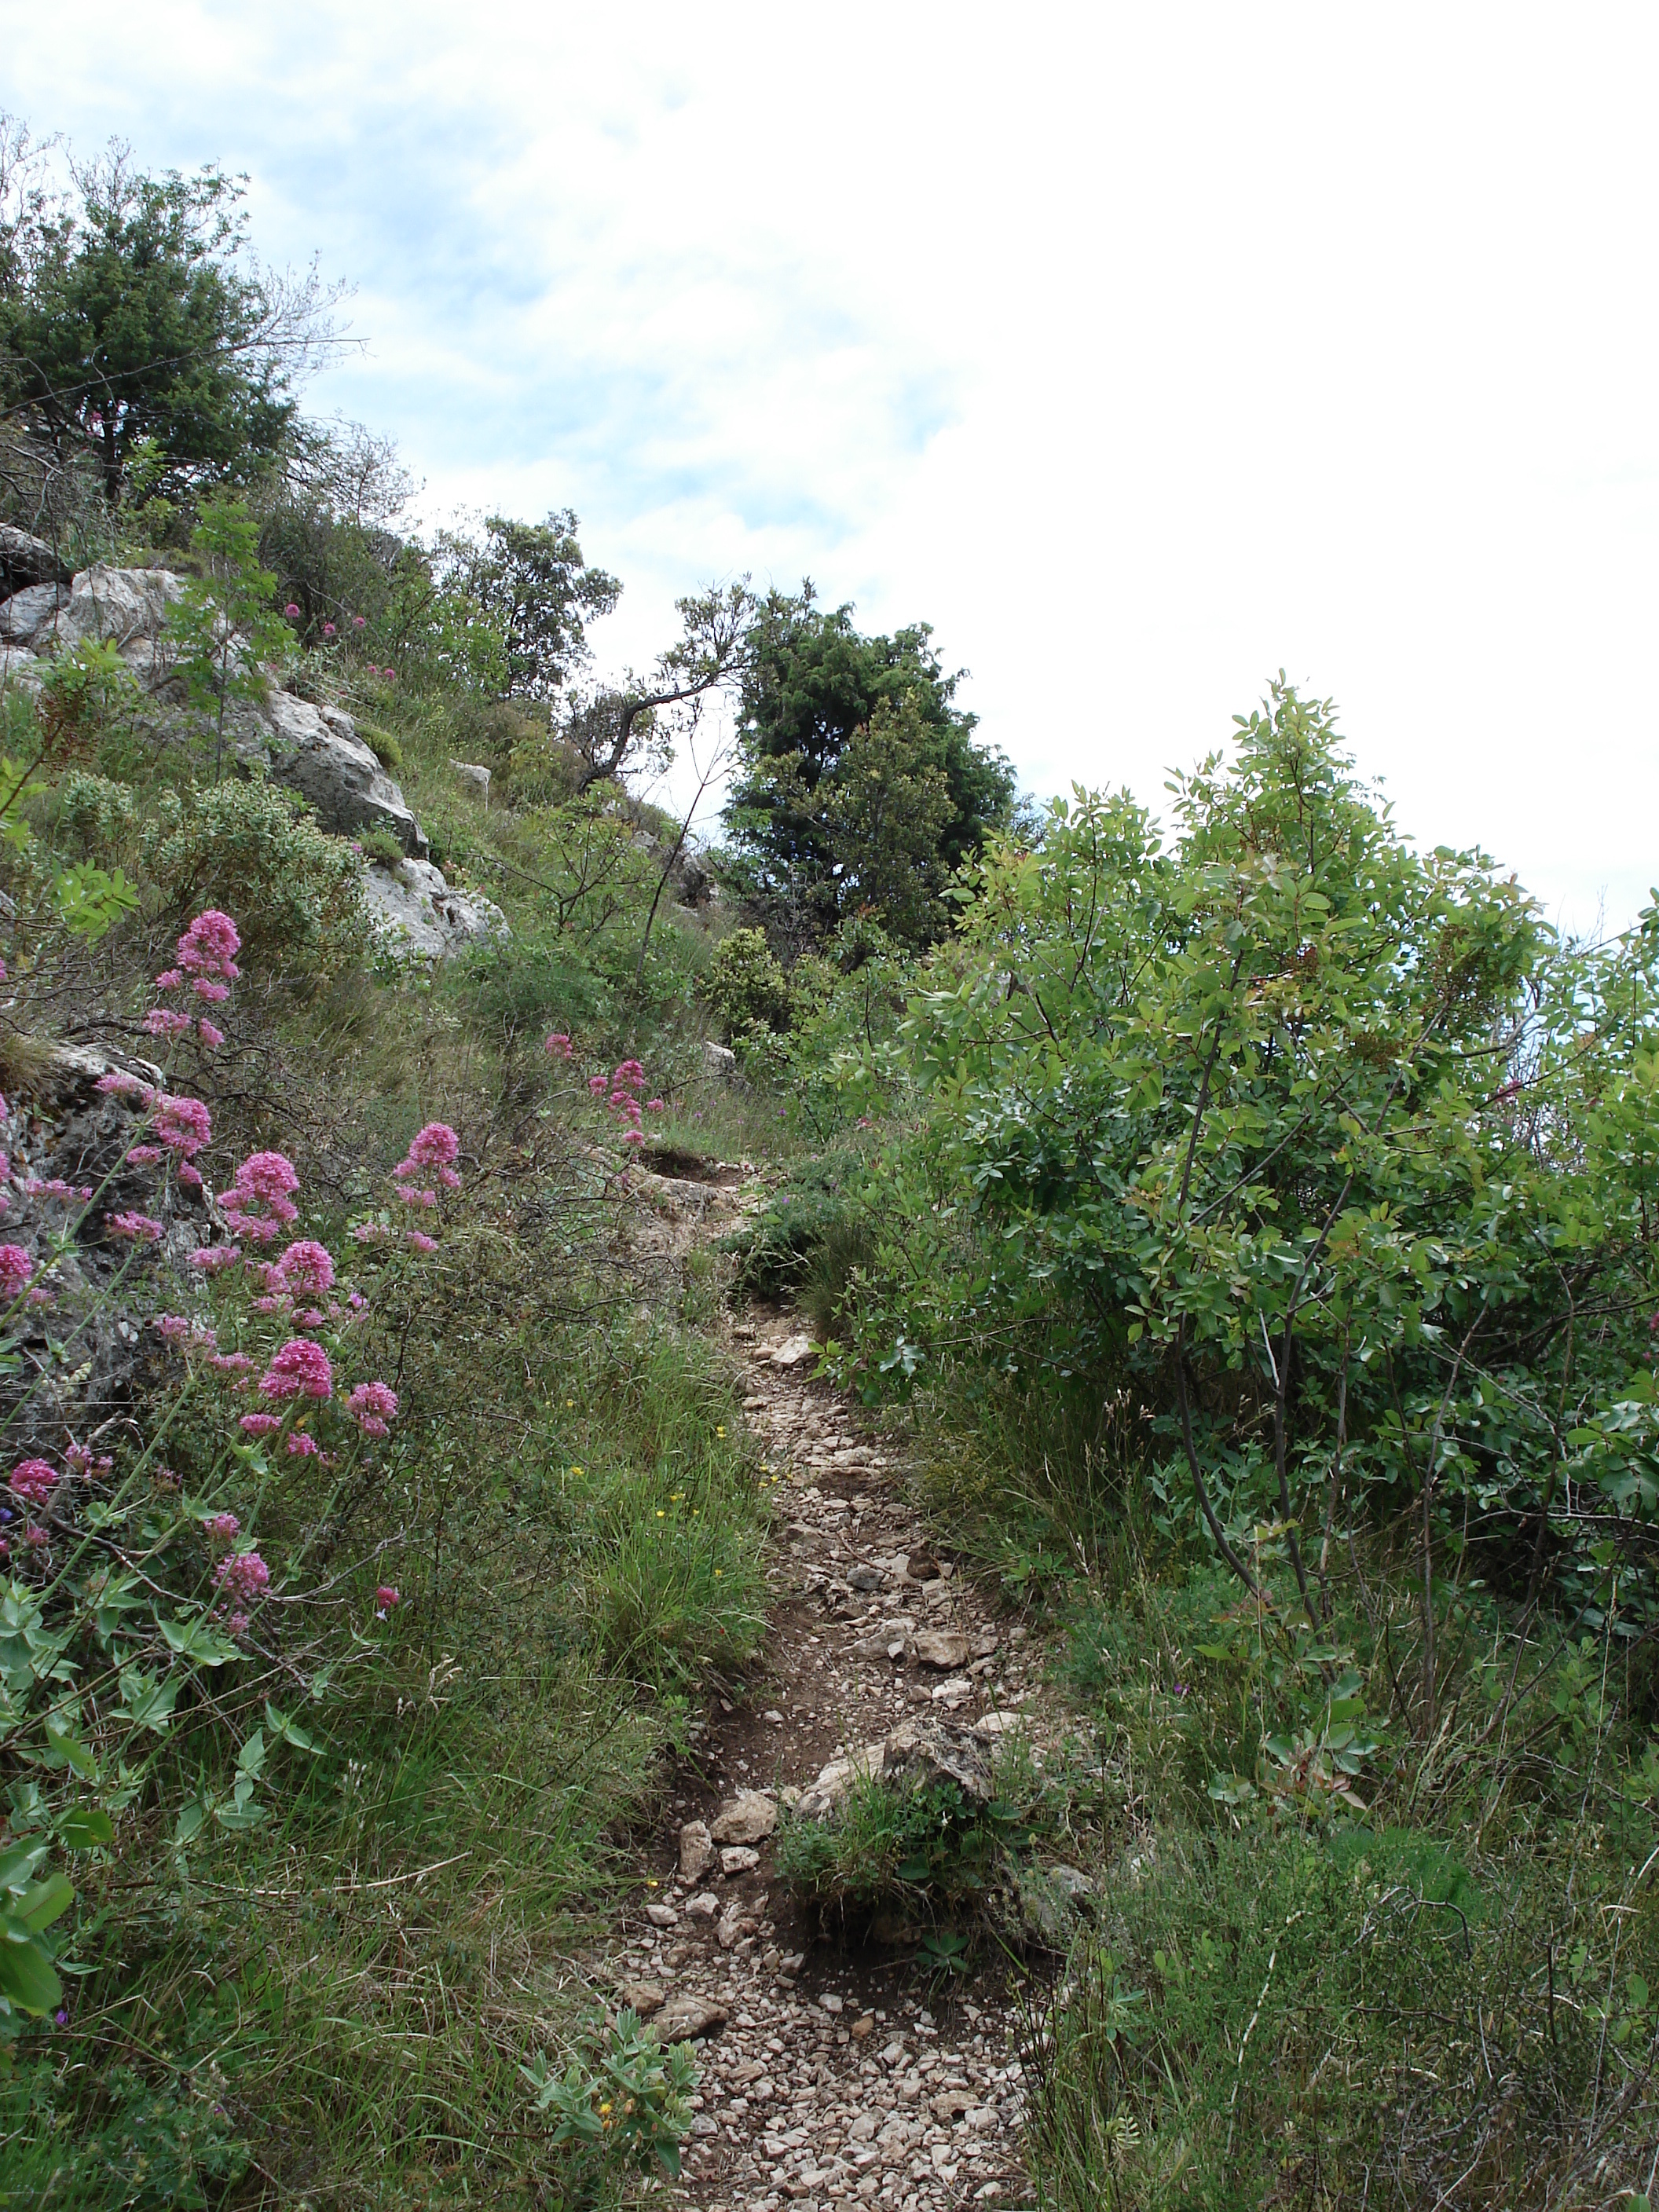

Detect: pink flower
[612, 1060, 646, 1095]
[144, 1009, 192, 1038]
[405, 1123, 460, 1169]
[346, 1380, 397, 1437]
[62, 1443, 111, 1474]
[156, 1314, 193, 1342]
[273, 1240, 335, 1296]
[222, 1151, 299, 1243]
[352, 614, 366, 630]
[177, 910, 241, 980]
[126, 1145, 163, 1165]
[383, 668, 396, 683]
[646, 1099, 665, 1112]
[9, 1459, 57, 1506]
[544, 1033, 572, 1059]
[322, 622, 336, 639]
[24, 1524, 46, 1549]
[622, 1128, 647, 1145]
[0, 1245, 29, 1298]
[405, 1230, 438, 1253]
[206, 1511, 240, 1541]
[105, 1211, 163, 1243]
[96, 1072, 152, 1101]
[285, 1430, 320, 1456]
[214, 1551, 271, 1604]
[375, 1584, 400, 1615]
[153, 969, 183, 991]
[190, 1245, 243, 1273]
[588, 1074, 607, 1097]
[285, 603, 300, 618]
[348, 1291, 364, 1309]
[179, 1163, 203, 1188]
[193, 978, 229, 1003]
[394, 1185, 437, 1208]
[154, 1093, 211, 1158]
[210, 1352, 254, 1373]
[239, 1412, 281, 1437]
[25, 1286, 49, 1307]
[259, 1338, 333, 1401]
[226, 1610, 250, 1637]
[197, 1021, 225, 1049]
[438, 1166, 460, 1189]
[351, 1221, 390, 1244]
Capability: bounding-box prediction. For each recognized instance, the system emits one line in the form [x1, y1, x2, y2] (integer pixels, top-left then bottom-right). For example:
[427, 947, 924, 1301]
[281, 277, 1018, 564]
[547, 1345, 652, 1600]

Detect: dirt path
[599, 1165, 1048, 2212]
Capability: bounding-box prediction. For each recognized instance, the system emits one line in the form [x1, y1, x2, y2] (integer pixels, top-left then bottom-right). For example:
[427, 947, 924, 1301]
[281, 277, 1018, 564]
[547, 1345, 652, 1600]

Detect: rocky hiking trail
[595, 1160, 1066, 2212]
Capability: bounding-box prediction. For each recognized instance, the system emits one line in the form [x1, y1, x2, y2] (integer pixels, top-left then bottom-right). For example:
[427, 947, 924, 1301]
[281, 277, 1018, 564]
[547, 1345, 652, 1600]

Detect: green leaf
[42, 1719, 97, 1780]
[0, 1921, 61, 2014]
[57, 1809, 114, 1850]
[16, 1873, 73, 1932]
[264, 1701, 319, 1754]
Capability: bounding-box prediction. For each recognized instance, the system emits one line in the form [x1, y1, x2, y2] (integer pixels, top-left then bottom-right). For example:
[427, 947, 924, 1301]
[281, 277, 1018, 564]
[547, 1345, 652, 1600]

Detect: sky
[5, 2, 1657, 931]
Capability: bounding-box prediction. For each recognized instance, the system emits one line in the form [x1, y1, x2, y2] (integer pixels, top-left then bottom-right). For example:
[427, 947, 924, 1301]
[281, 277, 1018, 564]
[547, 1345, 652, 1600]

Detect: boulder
[914, 1631, 970, 1669]
[616, 1979, 664, 2018]
[242, 690, 426, 854]
[0, 582, 68, 643]
[360, 857, 508, 964]
[449, 760, 491, 799]
[704, 1040, 738, 1078]
[52, 564, 188, 690]
[0, 643, 40, 690]
[0, 524, 71, 593]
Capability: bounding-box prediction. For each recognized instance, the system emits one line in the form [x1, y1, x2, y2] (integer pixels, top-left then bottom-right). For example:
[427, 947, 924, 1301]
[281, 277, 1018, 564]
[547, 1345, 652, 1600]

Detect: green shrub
[355, 719, 402, 771]
[358, 825, 405, 868]
[704, 926, 789, 1038]
[141, 777, 369, 980]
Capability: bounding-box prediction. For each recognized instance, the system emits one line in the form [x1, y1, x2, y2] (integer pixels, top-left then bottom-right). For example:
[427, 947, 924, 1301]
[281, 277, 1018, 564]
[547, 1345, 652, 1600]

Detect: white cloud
[8, 1, 1658, 919]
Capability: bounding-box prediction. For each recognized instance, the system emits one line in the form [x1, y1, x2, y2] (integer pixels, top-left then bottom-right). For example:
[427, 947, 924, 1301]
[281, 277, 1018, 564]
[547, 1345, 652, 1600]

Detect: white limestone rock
[241, 690, 426, 854]
[0, 582, 68, 643]
[360, 856, 508, 964]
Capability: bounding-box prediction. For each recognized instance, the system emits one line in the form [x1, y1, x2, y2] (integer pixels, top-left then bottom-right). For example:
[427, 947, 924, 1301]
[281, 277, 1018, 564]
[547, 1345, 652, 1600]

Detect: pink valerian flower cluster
[221, 1151, 299, 1245]
[105, 1211, 163, 1243]
[390, 1122, 460, 1217]
[62, 1443, 112, 1477]
[23, 1179, 93, 1203]
[259, 1338, 334, 1401]
[156, 1313, 216, 1352]
[0, 1244, 33, 1298]
[205, 1511, 240, 1541]
[9, 1459, 57, 1506]
[270, 1240, 335, 1298]
[544, 1031, 573, 1060]
[190, 1244, 243, 1275]
[598, 1059, 653, 1144]
[240, 1412, 280, 1437]
[151, 910, 240, 1047]
[346, 1380, 398, 1438]
[214, 1550, 270, 1606]
[375, 1584, 399, 1617]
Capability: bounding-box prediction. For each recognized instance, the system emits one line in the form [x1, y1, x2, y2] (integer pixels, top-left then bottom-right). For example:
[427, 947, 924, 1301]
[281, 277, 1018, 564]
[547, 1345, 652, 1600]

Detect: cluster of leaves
[520, 2008, 698, 2188]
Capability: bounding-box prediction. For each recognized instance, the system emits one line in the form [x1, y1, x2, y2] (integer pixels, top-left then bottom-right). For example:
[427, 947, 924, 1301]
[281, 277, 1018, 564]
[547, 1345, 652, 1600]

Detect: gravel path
[599, 1279, 1049, 2212]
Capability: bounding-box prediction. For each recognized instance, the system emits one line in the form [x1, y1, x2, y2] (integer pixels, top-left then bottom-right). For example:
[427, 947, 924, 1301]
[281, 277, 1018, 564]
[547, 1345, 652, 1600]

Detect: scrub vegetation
[2, 115, 1657, 2212]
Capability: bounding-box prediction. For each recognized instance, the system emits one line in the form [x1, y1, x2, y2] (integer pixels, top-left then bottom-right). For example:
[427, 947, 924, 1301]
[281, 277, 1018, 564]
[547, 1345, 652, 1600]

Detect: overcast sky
[7, 3, 1657, 930]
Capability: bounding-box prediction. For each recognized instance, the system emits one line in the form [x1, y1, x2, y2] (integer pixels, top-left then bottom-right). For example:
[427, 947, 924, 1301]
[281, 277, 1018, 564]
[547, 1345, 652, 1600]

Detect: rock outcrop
[236, 690, 426, 856]
[0, 524, 71, 595]
[359, 856, 508, 964]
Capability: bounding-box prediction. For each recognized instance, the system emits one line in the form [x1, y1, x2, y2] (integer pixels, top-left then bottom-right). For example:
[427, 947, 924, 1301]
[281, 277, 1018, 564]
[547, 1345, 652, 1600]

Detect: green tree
[817, 691, 955, 945]
[0, 145, 339, 506]
[723, 584, 1015, 925]
[167, 498, 288, 778]
[435, 511, 621, 700]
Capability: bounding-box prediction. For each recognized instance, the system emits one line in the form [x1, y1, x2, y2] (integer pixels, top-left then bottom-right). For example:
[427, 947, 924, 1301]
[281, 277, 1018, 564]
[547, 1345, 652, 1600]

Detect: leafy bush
[704, 926, 789, 1038]
[521, 2008, 698, 2192]
[355, 719, 402, 771]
